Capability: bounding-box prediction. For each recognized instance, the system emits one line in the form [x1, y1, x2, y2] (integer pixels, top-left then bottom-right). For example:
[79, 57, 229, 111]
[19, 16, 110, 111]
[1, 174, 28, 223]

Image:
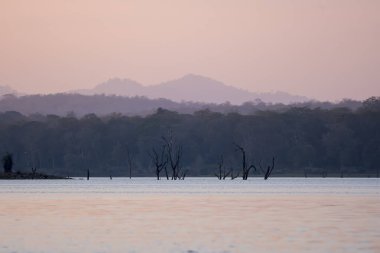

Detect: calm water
[0, 178, 379, 253]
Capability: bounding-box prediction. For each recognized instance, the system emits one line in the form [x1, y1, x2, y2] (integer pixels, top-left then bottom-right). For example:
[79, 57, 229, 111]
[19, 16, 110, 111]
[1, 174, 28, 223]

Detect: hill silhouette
[73, 74, 309, 104]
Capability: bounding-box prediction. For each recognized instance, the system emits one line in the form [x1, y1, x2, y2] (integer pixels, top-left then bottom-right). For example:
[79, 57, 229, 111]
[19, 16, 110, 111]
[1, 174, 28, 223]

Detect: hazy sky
[0, 0, 379, 101]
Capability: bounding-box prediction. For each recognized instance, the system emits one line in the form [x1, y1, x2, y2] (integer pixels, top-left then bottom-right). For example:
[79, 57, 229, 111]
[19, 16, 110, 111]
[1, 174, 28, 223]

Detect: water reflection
[0, 178, 379, 253]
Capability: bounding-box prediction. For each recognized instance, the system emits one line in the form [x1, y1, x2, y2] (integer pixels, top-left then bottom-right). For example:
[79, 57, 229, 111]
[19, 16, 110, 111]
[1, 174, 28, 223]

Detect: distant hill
[73, 74, 309, 104]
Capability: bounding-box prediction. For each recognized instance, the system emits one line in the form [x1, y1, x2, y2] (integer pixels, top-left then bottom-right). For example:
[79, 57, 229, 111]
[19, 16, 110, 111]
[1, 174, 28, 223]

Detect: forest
[0, 93, 363, 116]
[0, 97, 379, 178]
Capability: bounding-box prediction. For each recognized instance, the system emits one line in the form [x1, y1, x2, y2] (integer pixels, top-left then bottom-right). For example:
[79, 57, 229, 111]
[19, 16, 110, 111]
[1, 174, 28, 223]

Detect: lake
[0, 178, 379, 253]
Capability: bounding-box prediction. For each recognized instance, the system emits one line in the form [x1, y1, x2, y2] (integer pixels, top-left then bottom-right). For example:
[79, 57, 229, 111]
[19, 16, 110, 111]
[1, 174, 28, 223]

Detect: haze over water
[0, 178, 379, 253]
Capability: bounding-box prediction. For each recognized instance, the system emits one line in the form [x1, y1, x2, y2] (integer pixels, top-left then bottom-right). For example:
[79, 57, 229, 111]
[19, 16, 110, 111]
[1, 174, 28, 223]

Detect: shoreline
[0, 172, 70, 180]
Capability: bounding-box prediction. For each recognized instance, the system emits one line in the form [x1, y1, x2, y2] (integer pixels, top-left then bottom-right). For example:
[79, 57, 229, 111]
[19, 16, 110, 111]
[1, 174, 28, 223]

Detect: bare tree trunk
[223, 168, 231, 180]
[234, 144, 255, 180]
[126, 148, 133, 179]
[264, 157, 275, 180]
[180, 170, 188, 180]
[215, 155, 223, 180]
[149, 146, 168, 180]
[162, 131, 183, 180]
[87, 169, 90, 180]
[231, 170, 239, 180]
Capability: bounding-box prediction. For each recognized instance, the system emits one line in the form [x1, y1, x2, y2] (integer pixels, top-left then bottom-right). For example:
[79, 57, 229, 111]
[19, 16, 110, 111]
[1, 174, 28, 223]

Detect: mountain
[75, 78, 144, 96]
[73, 74, 309, 104]
[149, 74, 309, 104]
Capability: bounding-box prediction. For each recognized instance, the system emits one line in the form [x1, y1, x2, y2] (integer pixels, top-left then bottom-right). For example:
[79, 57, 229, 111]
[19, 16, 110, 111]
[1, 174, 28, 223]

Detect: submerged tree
[234, 144, 256, 180]
[150, 145, 168, 180]
[2, 153, 13, 174]
[126, 148, 134, 179]
[260, 157, 275, 180]
[162, 130, 184, 180]
[215, 155, 231, 180]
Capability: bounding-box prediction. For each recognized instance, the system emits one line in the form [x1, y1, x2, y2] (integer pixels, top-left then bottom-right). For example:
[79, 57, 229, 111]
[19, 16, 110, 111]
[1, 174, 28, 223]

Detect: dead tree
[162, 132, 183, 180]
[223, 170, 231, 179]
[87, 168, 90, 180]
[258, 157, 276, 180]
[126, 148, 134, 179]
[215, 155, 231, 180]
[263, 157, 275, 180]
[150, 145, 168, 180]
[215, 155, 224, 180]
[234, 144, 256, 180]
[231, 169, 239, 180]
[179, 169, 188, 180]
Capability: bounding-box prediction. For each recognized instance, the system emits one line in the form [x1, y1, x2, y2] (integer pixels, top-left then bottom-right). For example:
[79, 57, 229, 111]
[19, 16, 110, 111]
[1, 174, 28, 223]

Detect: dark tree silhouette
[150, 145, 168, 180]
[2, 153, 13, 173]
[263, 157, 275, 180]
[162, 130, 183, 180]
[231, 169, 239, 180]
[215, 155, 223, 180]
[179, 169, 188, 180]
[234, 144, 256, 180]
[126, 148, 134, 179]
[215, 155, 231, 180]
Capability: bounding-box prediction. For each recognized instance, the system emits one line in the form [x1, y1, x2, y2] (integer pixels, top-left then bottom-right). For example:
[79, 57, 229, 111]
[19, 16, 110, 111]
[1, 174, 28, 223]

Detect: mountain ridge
[71, 74, 309, 104]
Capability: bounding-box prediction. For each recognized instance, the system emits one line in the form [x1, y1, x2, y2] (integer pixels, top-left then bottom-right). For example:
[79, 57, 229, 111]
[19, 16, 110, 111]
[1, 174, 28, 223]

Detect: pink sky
[0, 0, 379, 101]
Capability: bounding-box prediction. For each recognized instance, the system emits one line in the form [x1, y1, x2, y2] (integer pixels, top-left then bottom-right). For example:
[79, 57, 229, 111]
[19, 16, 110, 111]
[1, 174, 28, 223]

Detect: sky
[0, 0, 379, 101]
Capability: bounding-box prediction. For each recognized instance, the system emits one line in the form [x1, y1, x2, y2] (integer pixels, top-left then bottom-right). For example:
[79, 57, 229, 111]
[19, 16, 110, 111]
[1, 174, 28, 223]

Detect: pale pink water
[0, 178, 379, 253]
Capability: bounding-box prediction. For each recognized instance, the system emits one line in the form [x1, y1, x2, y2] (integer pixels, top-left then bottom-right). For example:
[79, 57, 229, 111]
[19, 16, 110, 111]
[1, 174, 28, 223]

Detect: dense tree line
[0, 97, 379, 177]
[0, 93, 363, 117]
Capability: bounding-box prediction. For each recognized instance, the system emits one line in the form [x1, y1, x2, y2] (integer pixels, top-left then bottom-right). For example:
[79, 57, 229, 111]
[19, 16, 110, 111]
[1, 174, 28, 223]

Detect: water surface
[0, 178, 379, 253]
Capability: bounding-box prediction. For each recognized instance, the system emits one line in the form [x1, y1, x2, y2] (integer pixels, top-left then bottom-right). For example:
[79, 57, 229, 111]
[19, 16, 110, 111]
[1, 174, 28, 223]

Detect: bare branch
[264, 157, 275, 180]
